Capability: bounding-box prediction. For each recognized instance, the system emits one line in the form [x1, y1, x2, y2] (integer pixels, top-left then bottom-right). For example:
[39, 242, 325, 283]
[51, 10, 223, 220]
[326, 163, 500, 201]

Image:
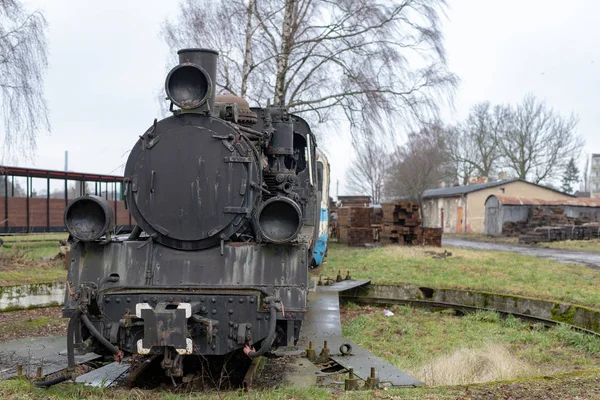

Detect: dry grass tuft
[417, 343, 535, 386]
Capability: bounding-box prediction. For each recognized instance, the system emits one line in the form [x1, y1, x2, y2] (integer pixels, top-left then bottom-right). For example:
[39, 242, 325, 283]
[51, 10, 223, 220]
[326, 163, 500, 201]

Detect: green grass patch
[1, 233, 68, 243]
[342, 304, 600, 385]
[0, 240, 66, 285]
[321, 243, 600, 308]
[542, 238, 600, 252]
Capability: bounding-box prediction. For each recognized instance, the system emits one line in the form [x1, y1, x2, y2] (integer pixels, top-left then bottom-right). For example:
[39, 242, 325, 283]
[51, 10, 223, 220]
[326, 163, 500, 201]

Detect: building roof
[422, 179, 516, 198]
[486, 194, 600, 207]
[422, 179, 572, 199]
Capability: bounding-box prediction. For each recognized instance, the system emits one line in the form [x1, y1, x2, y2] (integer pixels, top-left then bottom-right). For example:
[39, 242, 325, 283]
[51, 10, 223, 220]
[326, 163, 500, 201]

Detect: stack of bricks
[337, 206, 376, 246]
[376, 201, 442, 247]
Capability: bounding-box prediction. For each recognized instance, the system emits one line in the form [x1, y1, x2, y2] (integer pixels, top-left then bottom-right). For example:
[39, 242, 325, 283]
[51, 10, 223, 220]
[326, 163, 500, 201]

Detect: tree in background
[385, 122, 450, 206]
[345, 141, 387, 204]
[497, 94, 583, 184]
[561, 157, 579, 194]
[447, 102, 504, 184]
[0, 0, 49, 159]
[581, 155, 590, 193]
[163, 0, 457, 136]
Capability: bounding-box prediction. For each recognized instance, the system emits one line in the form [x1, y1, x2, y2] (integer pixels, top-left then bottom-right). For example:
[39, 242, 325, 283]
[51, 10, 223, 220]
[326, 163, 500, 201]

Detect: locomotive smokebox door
[124, 115, 259, 250]
[136, 303, 193, 355]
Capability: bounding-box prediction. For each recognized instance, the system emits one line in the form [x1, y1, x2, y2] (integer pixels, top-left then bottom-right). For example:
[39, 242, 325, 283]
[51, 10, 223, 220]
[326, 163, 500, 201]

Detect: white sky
[9, 0, 600, 196]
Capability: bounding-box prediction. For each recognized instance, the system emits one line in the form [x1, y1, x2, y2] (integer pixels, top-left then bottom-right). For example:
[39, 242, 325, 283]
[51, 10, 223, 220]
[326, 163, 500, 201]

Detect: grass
[445, 232, 600, 253]
[0, 238, 66, 286]
[320, 243, 600, 308]
[341, 304, 600, 385]
[1, 233, 68, 242]
[1, 369, 600, 399]
[541, 238, 600, 252]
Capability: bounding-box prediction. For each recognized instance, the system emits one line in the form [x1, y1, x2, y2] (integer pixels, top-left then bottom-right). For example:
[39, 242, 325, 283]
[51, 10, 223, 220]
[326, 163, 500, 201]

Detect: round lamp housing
[64, 195, 114, 242]
[257, 197, 302, 243]
[165, 63, 212, 110]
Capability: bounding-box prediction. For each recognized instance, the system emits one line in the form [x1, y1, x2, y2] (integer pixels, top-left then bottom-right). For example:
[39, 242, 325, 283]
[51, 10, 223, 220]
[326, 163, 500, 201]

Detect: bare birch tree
[498, 94, 583, 184]
[447, 102, 504, 184]
[385, 122, 450, 205]
[0, 0, 49, 159]
[163, 0, 457, 135]
[345, 141, 388, 204]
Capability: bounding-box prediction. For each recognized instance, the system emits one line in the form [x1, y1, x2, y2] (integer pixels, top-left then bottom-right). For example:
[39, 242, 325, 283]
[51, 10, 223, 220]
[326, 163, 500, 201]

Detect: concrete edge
[0, 281, 65, 312]
[340, 284, 600, 333]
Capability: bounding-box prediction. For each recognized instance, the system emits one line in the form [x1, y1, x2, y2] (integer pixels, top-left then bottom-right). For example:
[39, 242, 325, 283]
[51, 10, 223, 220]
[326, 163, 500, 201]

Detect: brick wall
[0, 196, 133, 232]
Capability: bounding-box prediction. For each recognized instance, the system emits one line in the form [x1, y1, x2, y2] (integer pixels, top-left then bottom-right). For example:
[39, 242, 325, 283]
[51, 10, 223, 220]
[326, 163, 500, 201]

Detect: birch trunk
[273, 0, 296, 106]
[240, 0, 254, 98]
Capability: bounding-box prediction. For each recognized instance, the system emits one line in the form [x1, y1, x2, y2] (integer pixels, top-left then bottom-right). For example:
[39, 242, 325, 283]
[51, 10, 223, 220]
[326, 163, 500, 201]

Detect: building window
[595, 184, 600, 191]
[499, 188, 505, 193]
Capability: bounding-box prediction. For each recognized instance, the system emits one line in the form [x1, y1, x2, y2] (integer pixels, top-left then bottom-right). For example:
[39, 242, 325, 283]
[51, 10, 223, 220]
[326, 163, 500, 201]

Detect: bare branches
[345, 140, 388, 204]
[447, 102, 504, 184]
[162, 0, 457, 135]
[0, 0, 49, 160]
[385, 122, 450, 203]
[498, 94, 583, 184]
[446, 95, 584, 186]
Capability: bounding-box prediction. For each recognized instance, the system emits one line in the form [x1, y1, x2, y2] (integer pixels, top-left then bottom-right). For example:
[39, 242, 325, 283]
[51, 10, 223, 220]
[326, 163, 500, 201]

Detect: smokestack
[165, 48, 219, 112]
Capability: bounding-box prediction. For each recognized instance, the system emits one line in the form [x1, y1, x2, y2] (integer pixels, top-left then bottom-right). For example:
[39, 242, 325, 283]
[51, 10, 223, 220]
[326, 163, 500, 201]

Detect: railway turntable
[292, 278, 423, 388]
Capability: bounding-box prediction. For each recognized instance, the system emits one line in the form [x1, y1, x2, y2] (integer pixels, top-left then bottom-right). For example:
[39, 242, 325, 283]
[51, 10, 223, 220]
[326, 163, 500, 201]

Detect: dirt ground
[0, 306, 67, 342]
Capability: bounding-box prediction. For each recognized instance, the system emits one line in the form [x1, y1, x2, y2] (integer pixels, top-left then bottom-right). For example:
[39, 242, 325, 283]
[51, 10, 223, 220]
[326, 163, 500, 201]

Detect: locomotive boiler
[61, 48, 322, 379]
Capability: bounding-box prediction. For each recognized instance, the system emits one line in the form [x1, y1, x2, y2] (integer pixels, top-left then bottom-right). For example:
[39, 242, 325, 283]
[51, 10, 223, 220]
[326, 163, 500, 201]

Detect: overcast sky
[10, 0, 600, 195]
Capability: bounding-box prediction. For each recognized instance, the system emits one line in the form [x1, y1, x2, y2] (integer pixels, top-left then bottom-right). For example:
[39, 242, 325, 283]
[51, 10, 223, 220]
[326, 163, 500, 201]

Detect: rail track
[341, 295, 600, 338]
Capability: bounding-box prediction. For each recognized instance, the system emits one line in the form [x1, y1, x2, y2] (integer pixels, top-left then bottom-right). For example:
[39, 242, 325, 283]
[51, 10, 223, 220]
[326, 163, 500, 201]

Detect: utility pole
[64, 151, 68, 172]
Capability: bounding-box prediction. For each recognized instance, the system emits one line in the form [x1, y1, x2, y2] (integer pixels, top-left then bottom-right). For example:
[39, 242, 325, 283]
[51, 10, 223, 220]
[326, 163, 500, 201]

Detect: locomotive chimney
[165, 48, 219, 112]
[177, 48, 218, 110]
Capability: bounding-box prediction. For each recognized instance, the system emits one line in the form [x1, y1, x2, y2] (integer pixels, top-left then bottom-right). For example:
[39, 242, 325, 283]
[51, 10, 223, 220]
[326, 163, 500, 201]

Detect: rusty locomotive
[60, 48, 324, 379]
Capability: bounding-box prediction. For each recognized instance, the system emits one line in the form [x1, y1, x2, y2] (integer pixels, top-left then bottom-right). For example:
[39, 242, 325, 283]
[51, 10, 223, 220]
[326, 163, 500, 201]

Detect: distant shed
[484, 195, 600, 236]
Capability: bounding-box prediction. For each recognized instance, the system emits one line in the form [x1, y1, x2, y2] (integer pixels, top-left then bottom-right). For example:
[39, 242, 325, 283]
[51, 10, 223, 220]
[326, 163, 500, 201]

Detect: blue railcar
[313, 149, 330, 267]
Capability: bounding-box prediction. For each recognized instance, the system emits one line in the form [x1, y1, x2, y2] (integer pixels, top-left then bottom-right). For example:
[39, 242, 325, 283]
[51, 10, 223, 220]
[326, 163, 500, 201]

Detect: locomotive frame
[60, 48, 324, 379]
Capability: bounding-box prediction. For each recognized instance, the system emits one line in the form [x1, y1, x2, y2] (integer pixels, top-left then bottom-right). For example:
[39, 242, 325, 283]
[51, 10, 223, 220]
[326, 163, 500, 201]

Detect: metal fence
[0, 166, 133, 234]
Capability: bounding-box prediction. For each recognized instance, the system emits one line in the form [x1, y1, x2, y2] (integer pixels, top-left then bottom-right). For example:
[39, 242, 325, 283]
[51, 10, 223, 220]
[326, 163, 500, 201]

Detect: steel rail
[341, 295, 600, 338]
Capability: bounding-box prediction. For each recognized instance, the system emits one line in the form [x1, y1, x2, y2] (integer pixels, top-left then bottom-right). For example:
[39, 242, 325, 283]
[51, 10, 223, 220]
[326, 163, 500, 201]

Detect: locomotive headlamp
[165, 64, 212, 109]
[64, 195, 114, 242]
[257, 197, 302, 243]
[165, 48, 218, 111]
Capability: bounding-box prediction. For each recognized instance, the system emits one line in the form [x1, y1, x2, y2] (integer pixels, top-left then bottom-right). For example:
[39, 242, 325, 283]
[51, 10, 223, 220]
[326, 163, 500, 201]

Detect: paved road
[443, 237, 600, 269]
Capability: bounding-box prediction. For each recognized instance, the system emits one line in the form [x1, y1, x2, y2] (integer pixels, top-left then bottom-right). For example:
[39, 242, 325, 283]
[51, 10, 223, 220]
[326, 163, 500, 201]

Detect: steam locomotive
[61, 48, 326, 378]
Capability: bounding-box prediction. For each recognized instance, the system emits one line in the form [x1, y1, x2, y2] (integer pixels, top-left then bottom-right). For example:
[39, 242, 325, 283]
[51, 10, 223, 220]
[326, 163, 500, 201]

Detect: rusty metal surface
[490, 194, 600, 207]
[242, 356, 262, 391]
